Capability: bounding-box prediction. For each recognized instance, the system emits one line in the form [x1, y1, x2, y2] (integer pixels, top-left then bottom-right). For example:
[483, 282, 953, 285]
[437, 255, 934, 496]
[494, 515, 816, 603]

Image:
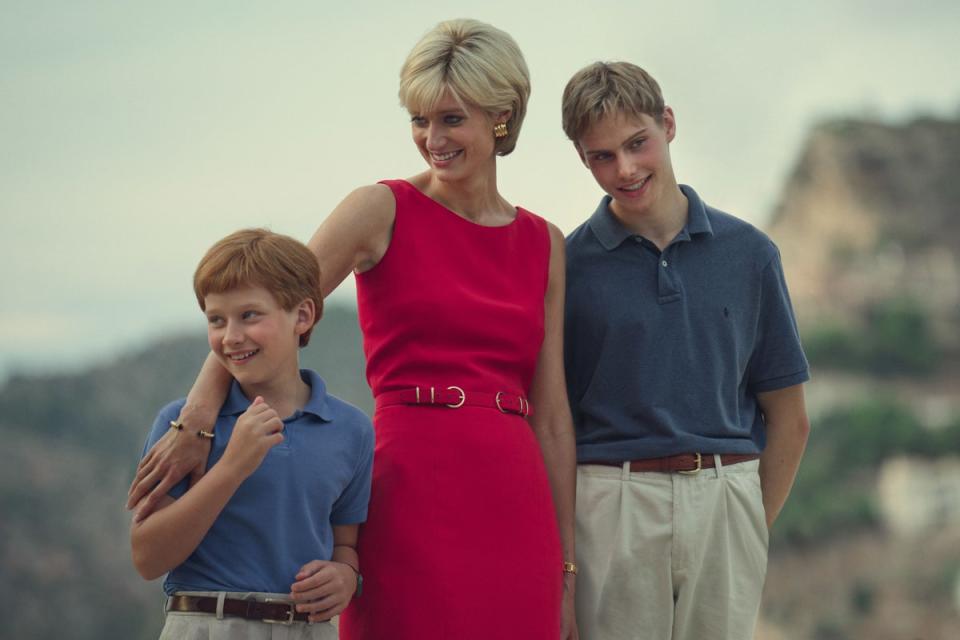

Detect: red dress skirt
[339, 180, 561, 639]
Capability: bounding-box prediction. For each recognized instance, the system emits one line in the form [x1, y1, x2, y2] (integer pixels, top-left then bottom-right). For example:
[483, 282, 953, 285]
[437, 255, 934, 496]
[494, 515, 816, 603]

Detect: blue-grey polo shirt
[139, 369, 374, 595]
[565, 185, 809, 463]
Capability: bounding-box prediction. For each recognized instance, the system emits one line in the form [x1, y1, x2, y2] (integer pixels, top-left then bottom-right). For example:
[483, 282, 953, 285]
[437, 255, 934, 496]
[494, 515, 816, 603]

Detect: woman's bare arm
[306, 184, 396, 291]
[527, 223, 579, 640]
[127, 184, 395, 520]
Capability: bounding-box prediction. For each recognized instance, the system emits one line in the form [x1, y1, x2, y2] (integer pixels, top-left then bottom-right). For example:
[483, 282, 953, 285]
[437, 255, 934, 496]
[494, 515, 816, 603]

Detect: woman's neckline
[400, 179, 521, 229]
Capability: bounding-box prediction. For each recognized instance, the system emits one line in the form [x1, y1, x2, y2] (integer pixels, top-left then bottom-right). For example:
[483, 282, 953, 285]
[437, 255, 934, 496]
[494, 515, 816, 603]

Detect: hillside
[759, 113, 960, 638]
[768, 116, 960, 353]
[3, 113, 960, 639]
[0, 305, 369, 640]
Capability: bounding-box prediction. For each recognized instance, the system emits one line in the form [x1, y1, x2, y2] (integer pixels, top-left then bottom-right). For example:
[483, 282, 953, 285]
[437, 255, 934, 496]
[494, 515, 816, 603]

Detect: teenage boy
[131, 228, 373, 639]
[561, 62, 810, 640]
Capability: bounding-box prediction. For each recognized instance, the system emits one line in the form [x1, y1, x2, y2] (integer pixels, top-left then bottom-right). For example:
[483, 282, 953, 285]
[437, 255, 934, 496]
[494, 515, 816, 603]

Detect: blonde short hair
[562, 61, 665, 144]
[399, 19, 530, 156]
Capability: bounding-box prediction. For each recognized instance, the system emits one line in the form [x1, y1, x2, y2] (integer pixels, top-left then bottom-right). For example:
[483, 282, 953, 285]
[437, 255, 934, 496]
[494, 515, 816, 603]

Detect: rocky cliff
[768, 116, 960, 350]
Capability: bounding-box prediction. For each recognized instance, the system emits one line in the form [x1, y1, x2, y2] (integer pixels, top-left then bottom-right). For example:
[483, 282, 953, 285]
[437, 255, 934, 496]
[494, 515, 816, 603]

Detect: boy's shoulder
[564, 188, 780, 267]
[565, 218, 593, 246]
[322, 393, 373, 432]
[564, 208, 607, 263]
[688, 186, 780, 267]
[300, 369, 373, 434]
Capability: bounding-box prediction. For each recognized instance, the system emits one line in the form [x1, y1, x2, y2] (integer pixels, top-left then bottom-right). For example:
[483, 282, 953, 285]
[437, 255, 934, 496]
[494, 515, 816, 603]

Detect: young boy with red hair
[131, 228, 373, 639]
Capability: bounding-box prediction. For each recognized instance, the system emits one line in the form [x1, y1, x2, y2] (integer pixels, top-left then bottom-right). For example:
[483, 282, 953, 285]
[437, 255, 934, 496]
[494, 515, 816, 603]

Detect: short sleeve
[138, 399, 190, 499]
[330, 418, 374, 525]
[747, 250, 810, 393]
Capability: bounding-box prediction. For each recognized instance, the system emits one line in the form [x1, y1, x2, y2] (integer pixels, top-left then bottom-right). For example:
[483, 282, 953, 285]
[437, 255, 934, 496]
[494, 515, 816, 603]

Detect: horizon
[3, 1, 959, 382]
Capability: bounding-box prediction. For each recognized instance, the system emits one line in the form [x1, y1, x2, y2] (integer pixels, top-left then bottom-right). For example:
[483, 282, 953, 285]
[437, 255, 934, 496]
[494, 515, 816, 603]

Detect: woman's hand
[127, 402, 216, 521]
[289, 559, 358, 622]
[562, 572, 579, 640]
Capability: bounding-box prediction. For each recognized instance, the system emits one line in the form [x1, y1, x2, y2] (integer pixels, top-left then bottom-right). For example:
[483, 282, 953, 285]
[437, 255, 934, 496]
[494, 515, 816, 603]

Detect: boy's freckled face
[577, 110, 677, 220]
[204, 286, 302, 387]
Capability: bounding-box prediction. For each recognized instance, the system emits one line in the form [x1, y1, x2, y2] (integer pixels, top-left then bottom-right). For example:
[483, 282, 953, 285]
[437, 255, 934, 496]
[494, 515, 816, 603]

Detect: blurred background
[2, 1, 958, 638]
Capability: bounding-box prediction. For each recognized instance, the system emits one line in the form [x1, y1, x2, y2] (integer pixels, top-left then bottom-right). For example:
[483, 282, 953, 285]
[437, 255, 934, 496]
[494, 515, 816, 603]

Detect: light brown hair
[562, 61, 665, 144]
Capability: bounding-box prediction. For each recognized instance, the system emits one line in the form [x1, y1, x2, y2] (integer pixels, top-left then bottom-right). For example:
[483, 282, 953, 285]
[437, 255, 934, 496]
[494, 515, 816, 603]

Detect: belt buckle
[495, 391, 527, 416]
[262, 598, 295, 625]
[446, 386, 466, 408]
[677, 453, 702, 475]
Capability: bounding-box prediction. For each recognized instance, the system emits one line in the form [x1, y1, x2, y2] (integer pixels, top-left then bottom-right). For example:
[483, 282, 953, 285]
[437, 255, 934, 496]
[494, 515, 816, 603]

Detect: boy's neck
[611, 183, 688, 251]
[239, 365, 311, 420]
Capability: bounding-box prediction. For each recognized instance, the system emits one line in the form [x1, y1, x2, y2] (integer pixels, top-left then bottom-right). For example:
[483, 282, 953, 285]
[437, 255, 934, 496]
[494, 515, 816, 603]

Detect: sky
[2, 0, 959, 381]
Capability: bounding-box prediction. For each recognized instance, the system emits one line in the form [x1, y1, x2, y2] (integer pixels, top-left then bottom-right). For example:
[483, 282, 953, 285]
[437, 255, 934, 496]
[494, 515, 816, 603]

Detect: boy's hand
[128, 403, 216, 520]
[220, 397, 284, 480]
[289, 559, 357, 622]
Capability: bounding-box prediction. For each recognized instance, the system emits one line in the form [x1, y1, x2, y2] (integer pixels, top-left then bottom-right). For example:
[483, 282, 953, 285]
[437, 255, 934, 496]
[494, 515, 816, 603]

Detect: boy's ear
[663, 106, 677, 143]
[294, 299, 317, 337]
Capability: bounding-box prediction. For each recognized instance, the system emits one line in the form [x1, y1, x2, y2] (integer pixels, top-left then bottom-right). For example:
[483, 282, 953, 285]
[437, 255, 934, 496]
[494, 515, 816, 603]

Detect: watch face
[356, 573, 364, 597]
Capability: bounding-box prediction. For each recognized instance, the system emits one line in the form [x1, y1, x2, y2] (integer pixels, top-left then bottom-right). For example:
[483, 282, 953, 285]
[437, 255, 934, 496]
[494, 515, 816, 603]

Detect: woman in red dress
[130, 19, 577, 639]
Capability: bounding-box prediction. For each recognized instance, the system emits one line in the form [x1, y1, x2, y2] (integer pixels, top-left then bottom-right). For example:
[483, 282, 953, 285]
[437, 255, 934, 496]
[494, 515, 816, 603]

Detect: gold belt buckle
[495, 391, 528, 415]
[262, 598, 295, 625]
[445, 386, 466, 408]
[677, 453, 702, 475]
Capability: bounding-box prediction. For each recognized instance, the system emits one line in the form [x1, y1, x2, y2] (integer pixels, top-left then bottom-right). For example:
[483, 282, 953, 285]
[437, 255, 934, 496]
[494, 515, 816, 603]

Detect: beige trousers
[574, 458, 768, 640]
[159, 591, 338, 640]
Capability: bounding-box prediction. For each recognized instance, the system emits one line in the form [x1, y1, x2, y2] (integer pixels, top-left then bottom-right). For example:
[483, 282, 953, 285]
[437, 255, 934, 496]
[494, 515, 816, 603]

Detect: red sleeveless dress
[339, 180, 562, 639]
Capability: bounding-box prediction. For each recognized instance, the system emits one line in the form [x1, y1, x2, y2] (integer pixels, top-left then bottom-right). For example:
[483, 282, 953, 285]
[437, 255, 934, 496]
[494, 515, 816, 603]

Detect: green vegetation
[803, 298, 941, 376]
[773, 400, 960, 546]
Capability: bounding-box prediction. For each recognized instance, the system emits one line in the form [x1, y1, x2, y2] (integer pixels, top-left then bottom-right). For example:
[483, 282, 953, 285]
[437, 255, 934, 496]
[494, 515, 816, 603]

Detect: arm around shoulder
[126, 351, 230, 516]
[131, 397, 285, 579]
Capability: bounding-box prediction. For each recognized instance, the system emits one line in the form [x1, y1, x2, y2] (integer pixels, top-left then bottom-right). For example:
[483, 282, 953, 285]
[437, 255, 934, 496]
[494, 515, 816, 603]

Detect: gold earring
[493, 122, 509, 138]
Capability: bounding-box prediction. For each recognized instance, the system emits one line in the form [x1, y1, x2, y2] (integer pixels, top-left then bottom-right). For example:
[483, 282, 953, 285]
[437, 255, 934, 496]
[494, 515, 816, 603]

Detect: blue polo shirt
[139, 369, 374, 595]
[565, 185, 809, 463]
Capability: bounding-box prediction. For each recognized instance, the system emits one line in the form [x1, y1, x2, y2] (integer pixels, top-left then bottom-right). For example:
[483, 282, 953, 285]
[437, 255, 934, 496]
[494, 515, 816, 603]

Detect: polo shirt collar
[679, 184, 713, 238]
[588, 184, 713, 251]
[219, 369, 334, 422]
[587, 196, 633, 251]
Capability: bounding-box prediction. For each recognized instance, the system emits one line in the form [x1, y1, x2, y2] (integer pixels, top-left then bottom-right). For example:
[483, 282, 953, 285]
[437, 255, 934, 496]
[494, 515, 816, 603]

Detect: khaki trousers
[574, 458, 768, 640]
[159, 591, 338, 640]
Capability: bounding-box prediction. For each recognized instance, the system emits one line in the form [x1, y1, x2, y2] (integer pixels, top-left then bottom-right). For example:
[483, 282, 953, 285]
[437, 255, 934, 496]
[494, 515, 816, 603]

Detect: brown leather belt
[167, 595, 309, 624]
[589, 453, 760, 474]
[376, 386, 532, 417]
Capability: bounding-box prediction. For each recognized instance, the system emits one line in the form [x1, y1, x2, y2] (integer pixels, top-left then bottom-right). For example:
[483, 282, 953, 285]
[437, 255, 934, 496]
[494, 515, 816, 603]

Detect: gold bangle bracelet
[169, 420, 185, 431]
[197, 430, 215, 440]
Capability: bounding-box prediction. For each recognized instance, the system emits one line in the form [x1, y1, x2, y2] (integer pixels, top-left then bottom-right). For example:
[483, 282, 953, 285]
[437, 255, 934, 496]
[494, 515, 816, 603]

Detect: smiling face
[577, 109, 678, 222]
[410, 91, 506, 183]
[203, 286, 313, 390]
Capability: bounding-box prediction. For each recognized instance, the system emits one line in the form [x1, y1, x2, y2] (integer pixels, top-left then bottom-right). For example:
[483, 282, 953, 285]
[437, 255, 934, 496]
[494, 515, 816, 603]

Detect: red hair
[193, 228, 322, 347]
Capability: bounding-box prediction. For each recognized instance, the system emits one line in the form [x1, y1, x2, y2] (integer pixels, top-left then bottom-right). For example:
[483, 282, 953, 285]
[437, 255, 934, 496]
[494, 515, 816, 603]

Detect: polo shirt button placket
[657, 250, 681, 304]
